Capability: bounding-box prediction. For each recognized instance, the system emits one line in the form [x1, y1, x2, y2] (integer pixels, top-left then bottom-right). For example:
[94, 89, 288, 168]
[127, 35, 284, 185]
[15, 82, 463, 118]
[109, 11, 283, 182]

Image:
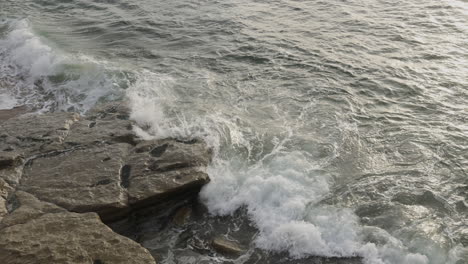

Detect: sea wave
[125, 71, 460, 264]
[0, 19, 125, 113]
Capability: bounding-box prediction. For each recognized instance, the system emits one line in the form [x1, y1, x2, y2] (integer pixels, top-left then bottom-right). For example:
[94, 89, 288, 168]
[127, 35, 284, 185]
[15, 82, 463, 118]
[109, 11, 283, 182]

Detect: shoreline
[0, 102, 362, 264]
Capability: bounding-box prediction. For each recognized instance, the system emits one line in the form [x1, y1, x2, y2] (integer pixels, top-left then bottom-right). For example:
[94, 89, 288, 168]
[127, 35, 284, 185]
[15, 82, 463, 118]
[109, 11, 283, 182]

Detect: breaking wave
[126, 71, 465, 264]
[0, 19, 126, 113]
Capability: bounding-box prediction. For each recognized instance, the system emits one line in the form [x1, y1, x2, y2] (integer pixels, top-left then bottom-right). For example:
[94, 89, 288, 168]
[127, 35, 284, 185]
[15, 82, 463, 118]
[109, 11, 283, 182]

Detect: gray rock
[0, 102, 212, 221]
[0, 179, 13, 222]
[0, 152, 24, 186]
[0, 191, 66, 229]
[0, 151, 23, 169]
[0, 166, 22, 187]
[85, 101, 131, 122]
[212, 237, 244, 256]
[127, 139, 211, 206]
[0, 102, 215, 263]
[0, 105, 30, 123]
[0, 112, 79, 156]
[65, 119, 137, 147]
[20, 144, 131, 217]
[0, 192, 156, 264]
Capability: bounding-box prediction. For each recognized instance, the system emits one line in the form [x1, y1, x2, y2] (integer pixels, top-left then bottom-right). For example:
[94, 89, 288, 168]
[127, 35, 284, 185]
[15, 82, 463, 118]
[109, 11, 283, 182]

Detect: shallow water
[1, 0, 467, 263]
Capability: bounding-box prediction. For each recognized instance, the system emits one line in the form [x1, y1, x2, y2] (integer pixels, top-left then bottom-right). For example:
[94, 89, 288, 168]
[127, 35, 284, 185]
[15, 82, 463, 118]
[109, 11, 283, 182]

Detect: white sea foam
[0, 19, 61, 78]
[125, 71, 452, 264]
[0, 93, 17, 109]
[0, 19, 123, 113]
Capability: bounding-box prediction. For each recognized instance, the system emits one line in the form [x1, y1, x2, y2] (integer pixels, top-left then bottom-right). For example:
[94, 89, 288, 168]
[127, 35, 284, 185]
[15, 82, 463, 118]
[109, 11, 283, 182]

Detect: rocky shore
[0, 103, 362, 264]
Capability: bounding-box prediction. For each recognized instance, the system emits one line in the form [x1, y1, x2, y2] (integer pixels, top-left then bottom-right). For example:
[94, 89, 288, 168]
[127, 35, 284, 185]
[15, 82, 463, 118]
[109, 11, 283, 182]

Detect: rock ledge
[0, 102, 212, 264]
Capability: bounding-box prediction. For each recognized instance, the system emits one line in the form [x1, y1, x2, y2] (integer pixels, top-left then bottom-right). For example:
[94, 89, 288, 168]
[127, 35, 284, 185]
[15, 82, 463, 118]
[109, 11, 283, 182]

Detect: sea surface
[1, 0, 467, 263]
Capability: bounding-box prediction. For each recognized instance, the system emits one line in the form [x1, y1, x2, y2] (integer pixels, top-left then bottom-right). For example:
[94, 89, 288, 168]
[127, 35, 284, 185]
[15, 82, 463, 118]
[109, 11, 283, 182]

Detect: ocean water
[1, 0, 467, 263]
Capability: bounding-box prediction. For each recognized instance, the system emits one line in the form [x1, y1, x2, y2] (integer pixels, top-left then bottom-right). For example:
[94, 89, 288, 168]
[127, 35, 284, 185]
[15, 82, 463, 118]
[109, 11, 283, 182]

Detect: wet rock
[212, 237, 244, 256]
[0, 102, 217, 263]
[170, 249, 213, 264]
[0, 151, 23, 169]
[64, 118, 137, 147]
[0, 152, 24, 186]
[0, 112, 79, 157]
[172, 206, 192, 226]
[126, 139, 211, 207]
[0, 102, 212, 223]
[0, 191, 67, 229]
[0, 166, 22, 187]
[0, 192, 156, 264]
[0, 105, 30, 123]
[20, 144, 131, 219]
[0, 179, 13, 222]
[86, 102, 132, 121]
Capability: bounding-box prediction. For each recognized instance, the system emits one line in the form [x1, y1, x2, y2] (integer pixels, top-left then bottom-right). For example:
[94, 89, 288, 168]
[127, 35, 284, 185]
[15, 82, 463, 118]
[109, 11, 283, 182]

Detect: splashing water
[1, 0, 467, 263]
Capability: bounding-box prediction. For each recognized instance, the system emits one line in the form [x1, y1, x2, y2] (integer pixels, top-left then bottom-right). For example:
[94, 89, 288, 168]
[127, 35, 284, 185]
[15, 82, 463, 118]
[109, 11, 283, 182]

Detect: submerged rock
[172, 206, 192, 226]
[212, 236, 245, 256]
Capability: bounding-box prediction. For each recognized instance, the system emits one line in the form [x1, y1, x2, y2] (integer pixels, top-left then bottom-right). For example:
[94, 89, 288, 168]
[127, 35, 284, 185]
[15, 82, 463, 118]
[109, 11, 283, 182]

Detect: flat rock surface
[127, 139, 211, 205]
[0, 106, 30, 123]
[20, 144, 131, 214]
[0, 112, 79, 156]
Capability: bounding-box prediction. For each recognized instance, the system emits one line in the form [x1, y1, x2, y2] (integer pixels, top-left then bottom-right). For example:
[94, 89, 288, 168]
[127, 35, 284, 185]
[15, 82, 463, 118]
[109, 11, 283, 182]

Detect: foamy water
[126, 72, 438, 264]
[1, 1, 467, 263]
[0, 19, 126, 113]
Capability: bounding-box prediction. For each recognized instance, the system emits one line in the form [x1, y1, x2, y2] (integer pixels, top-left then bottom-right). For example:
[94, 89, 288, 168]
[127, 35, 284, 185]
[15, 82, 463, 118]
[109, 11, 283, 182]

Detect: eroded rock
[64, 118, 137, 147]
[127, 139, 211, 207]
[0, 151, 23, 169]
[85, 102, 131, 122]
[0, 191, 67, 229]
[0, 105, 30, 123]
[20, 144, 131, 217]
[0, 152, 24, 186]
[0, 192, 156, 264]
[0, 102, 216, 263]
[0, 102, 212, 222]
[0, 179, 13, 222]
[0, 112, 79, 156]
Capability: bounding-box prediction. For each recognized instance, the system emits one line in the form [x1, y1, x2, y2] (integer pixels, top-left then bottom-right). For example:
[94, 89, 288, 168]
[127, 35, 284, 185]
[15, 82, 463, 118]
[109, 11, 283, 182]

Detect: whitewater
[1, 0, 467, 263]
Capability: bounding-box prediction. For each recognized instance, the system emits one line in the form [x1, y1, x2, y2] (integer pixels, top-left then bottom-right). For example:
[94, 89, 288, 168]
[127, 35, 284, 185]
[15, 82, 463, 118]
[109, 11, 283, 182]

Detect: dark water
[1, 0, 467, 263]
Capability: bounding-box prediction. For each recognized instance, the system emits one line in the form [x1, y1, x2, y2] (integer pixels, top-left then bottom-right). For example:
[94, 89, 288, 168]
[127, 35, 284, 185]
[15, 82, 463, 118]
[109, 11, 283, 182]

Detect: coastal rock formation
[0, 103, 211, 220]
[0, 102, 212, 264]
[0, 192, 156, 264]
[0, 103, 363, 264]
